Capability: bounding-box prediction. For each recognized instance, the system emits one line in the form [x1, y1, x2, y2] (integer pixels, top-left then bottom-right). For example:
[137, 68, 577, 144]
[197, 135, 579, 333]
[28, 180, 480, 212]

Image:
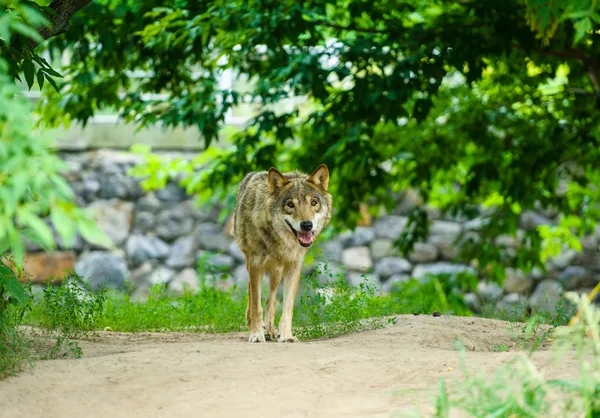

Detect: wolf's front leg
[264, 266, 283, 341]
[278, 263, 302, 343]
[246, 261, 266, 343]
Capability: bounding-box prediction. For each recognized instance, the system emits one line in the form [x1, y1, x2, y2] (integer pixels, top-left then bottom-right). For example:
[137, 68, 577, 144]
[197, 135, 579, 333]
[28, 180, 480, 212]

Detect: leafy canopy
[4, 0, 600, 280]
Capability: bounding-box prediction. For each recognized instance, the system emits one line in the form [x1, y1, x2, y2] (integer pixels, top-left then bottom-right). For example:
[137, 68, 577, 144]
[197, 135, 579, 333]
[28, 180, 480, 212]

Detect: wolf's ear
[308, 164, 329, 191]
[267, 167, 289, 192]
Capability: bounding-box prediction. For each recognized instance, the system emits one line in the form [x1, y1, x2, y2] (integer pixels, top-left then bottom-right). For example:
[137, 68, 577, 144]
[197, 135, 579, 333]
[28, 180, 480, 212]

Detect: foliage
[28, 273, 107, 358]
[412, 290, 600, 418]
[0, 0, 112, 264]
[14, 0, 597, 281]
[0, 257, 30, 377]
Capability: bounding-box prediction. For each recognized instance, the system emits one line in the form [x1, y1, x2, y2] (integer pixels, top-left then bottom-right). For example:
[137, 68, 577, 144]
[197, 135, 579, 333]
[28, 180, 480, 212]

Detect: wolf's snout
[300, 221, 313, 231]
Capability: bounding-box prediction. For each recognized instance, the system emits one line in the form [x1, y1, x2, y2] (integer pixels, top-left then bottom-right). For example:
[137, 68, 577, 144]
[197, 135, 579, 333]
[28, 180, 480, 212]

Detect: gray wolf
[232, 164, 332, 343]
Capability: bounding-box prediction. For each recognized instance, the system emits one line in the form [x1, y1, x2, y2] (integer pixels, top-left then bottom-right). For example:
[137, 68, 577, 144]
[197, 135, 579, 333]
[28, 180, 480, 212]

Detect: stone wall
[21, 150, 600, 313]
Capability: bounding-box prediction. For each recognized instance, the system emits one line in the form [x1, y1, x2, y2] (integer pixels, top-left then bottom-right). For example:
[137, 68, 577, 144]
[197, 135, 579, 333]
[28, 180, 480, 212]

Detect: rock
[530, 280, 564, 313]
[429, 221, 462, 238]
[412, 263, 475, 281]
[137, 193, 162, 214]
[392, 189, 423, 215]
[232, 264, 249, 286]
[75, 251, 129, 291]
[463, 217, 487, 231]
[495, 230, 525, 248]
[520, 211, 552, 230]
[374, 257, 412, 278]
[381, 274, 411, 293]
[548, 249, 578, 270]
[166, 236, 197, 269]
[342, 227, 375, 247]
[133, 211, 155, 233]
[194, 222, 231, 253]
[156, 182, 188, 202]
[168, 268, 199, 295]
[126, 234, 170, 267]
[228, 241, 246, 263]
[341, 246, 373, 271]
[496, 293, 528, 316]
[148, 266, 176, 286]
[22, 251, 77, 283]
[559, 266, 596, 290]
[197, 251, 235, 271]
[313, 262, 346, 284]
[318, 239, 343, 263]
[477, 281, 503, 302]
[156, 206, 195, 242]
[98, 173, 130, 199]
[408, 243, 439, 263]
[346, 272, 367, 287]
[129, 261, 155, 288]
[574, 249, 600, 272]
[427, 235, 457, 260]
[502, 268, 533, 294]
[464, 293, 481, 312]
[373, 216, 407, 240]
[87, 199, 134, 247]
[370, 238, 395, 260]
[82, 179, 101, 202]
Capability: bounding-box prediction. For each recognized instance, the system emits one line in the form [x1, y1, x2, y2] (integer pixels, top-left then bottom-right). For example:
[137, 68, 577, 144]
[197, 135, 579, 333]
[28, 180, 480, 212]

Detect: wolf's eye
[287, 201, 295, 208]
[311, 199, 318, 206]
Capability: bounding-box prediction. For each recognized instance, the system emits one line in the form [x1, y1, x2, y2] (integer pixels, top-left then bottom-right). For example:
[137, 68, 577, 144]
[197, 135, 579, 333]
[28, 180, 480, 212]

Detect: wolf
[232, 164, 332, 343]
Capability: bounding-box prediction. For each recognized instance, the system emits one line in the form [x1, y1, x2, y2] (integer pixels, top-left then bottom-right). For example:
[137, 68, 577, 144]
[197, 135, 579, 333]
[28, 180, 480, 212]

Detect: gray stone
[502, 268, 533, 294]
[228, 241, 246, 263]
[429, 221, 462, 238]
[381, 274, 411, 293]
[133, 211, 155, 233]
[408, 242, 439, 263]
[373, 216, 407, 240]
[129, 261, 155, 288]
[197, 251, 235, 271]
[168, 268, 199, 295]
[313, 261, 346, 284]
[559, 266, 596, 290]
[374, 257, 412, 278]
[477, 281, 503, 302]
[137, 193, 162, 214]
[156, 206, 195, 242]
[233, 264, 249, 286]
[520, 211, 553, 230]
[495, 230, 525, 248]
[318, 239, 343, 263]
[98, 174, 129, 199]
[126, 234, 170, 267]
[428, 235, 457, 260]
[412, 263, 475, 281]
[194, 222, 231, 253]
[148, 266, 176, 286]
[341, 246, 373, 271]
[166, 236, 197, 269]
[464, 293, 481, 312]
[549, 249, 578, 270]
[370, 238, 395, 260]
[530, 280, 564, 313]
[156, 182, 188, 202]
[464, 217, 488, 231]
[342, 227, 375, 247]
[75, 251, 128, 291]
[574, 249, 600, 272]
[496, 293, 528, 315]
[87, 199, 134, 247]
[392, 189, 423, 215]
[82, 179, 101, 202]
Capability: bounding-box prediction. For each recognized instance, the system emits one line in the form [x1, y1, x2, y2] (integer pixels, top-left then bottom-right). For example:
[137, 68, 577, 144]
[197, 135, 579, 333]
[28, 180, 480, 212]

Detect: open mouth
[285, 220, 315, 248]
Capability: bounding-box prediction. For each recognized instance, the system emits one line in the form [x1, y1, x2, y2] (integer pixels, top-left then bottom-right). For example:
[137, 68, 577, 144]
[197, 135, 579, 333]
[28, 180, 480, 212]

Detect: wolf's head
[267, 164, 332, 248]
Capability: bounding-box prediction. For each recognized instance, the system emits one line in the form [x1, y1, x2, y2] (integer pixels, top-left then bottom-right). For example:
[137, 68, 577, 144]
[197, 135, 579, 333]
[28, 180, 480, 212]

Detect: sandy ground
[0, 315, 583, 418]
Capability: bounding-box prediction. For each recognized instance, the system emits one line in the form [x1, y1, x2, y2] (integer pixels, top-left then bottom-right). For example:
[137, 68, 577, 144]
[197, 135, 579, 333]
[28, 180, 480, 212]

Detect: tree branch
[27, 0, 93, 49]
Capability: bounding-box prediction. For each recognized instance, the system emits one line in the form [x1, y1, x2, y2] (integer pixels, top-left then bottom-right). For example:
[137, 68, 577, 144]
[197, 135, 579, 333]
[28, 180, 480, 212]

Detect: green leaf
[573, 18, 592, 44]
[22, 59, 35, 90]
[50, 205, 76, 248]
[76, 218, 113, 249]
[5, 275, 25, 304]
[17, 207, 55, 250]
[40, 6, 58, 17]
[10, 21, 44, 43]
[36, 68, 45, 90]
[44, 73, 61, 94]
[41, 66, 64, 78]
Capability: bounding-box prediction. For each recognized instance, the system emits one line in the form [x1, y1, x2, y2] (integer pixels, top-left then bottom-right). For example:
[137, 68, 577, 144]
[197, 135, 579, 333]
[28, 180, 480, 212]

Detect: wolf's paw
[248, 330, 266, 343]
[264, 327, 278, 341]
[277, 335, 299, 343]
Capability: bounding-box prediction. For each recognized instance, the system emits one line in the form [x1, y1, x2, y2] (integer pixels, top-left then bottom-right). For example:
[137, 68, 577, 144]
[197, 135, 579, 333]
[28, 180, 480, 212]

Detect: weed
[27, 272, 107, 359]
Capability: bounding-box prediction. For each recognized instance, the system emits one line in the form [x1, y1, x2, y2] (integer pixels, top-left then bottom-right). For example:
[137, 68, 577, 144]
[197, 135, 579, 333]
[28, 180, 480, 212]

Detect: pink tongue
[298, 231, 314, 244]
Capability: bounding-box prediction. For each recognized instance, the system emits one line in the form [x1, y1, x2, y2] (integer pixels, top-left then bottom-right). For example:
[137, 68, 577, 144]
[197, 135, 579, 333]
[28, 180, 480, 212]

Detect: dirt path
[0, 315, 581, 418]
